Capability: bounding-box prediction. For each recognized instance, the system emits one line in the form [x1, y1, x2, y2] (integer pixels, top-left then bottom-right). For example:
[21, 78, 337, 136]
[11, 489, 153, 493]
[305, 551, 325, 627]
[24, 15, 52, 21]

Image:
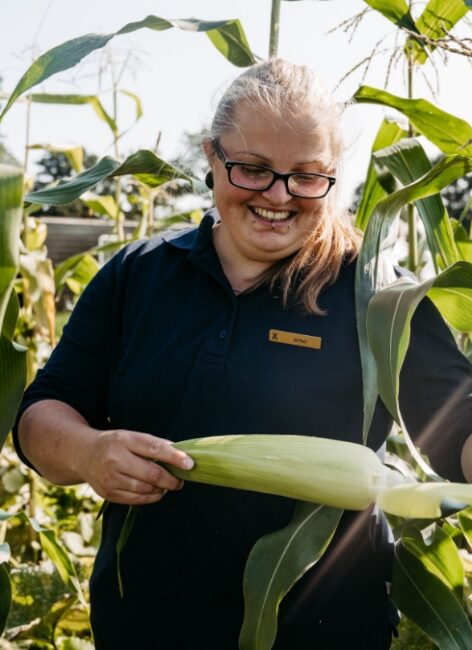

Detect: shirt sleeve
[399, 296, 472, 482]
[12, 242, 140, 468]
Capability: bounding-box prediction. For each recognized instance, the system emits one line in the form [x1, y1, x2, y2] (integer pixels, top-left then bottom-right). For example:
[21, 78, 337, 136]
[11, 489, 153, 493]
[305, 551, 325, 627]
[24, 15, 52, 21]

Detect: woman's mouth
[250, 206, 296, 224]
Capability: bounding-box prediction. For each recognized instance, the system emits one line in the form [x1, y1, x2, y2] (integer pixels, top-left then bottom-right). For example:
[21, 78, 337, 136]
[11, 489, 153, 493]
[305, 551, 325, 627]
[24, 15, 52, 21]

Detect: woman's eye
[239, 165, 271, 178]
[293, 174, 318, 185]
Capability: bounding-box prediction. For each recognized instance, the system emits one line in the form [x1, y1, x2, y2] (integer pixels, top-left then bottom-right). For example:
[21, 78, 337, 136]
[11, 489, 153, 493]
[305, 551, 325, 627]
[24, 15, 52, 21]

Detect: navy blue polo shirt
[15, 212, 472, 649]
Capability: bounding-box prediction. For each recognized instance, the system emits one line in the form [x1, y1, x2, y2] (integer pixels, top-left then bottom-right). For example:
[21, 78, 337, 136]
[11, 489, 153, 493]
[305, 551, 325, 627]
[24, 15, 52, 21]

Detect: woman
[15, 60, 472, 649]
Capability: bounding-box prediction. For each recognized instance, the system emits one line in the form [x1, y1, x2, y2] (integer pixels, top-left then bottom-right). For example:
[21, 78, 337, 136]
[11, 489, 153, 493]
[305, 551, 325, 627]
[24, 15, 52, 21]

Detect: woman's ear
[202, 138, 214, 164]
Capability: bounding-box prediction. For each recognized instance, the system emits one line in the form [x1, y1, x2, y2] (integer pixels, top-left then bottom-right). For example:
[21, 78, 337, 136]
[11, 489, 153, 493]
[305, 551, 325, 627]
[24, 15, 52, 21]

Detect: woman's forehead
[223, 103, 338, 165]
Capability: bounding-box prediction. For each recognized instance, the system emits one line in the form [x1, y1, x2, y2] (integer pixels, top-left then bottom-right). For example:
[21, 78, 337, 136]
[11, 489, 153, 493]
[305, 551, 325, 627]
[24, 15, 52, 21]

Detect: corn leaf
[0, 16, 255, 121]
[55, 253, 100, 295]
[25, 150, 200, 205]
[239, 503, 342, 650]
[362, 0, 419, 31]
[404, 526, 463, 600]
[81, 193, 118, 220]
[28, 516, 86, 608]
[367, 262, 472, 428]
[353, 86, 472, 156]
[118, 89, 144, 122]
[0, 562, 11, 636]
[458, 508, 472, 547]
[391, 528, 472, 649]
[0, 510, 85, 607]
[0, 166, 26, 449]
[29, 143, 84, 173]
[373, 138, 459, 269]
[29, 93, 117, 136]
[355, 119, 406, 231]
[0, 165, 23, 333]
[356, 154, 472, 442]
[0, 293, 27, 449]
[116, 505, 138, 597]
[410, 0, 469, 64]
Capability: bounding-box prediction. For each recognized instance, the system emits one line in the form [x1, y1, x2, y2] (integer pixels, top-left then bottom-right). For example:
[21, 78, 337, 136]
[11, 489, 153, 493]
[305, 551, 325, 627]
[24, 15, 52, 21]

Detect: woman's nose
[261, 178, 292, 204]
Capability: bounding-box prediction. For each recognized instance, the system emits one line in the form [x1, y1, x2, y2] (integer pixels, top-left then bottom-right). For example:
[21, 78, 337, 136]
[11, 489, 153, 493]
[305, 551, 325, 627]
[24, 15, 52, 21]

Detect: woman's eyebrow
[232, 149, 326, 167]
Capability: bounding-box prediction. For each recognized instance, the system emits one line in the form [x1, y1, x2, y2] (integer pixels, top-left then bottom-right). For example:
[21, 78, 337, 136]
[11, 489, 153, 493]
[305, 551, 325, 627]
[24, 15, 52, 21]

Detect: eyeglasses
[213, 139, 336, 199]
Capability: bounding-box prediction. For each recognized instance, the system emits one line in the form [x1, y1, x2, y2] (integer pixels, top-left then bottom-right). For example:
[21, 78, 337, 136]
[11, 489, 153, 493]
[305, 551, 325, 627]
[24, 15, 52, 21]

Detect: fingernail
[182, 456, 194, 470]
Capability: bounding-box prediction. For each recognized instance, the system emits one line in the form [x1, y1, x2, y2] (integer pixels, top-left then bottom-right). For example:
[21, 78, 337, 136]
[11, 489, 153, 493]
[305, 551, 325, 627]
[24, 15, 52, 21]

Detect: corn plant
[1, 3, 472, 649]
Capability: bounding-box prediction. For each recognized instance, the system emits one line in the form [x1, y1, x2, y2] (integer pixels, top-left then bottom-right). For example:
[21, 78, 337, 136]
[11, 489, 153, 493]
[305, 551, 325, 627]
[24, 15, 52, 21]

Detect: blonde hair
[209, 58, 361, 315]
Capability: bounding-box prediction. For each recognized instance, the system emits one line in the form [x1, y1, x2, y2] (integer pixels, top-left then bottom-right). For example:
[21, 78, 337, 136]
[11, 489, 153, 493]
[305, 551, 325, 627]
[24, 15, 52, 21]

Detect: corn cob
[168, 434, 472, 519]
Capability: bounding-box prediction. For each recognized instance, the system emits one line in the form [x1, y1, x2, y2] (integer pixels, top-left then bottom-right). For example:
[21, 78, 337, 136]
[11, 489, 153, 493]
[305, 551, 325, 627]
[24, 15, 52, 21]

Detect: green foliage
[0, 3, 471, 649]
[0, 16, 256, 121]
[239, 504, 342, 650]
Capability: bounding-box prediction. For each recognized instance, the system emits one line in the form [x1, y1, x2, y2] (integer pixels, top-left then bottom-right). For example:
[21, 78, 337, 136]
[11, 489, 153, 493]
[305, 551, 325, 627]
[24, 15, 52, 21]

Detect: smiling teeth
[253, 207, 291, 221]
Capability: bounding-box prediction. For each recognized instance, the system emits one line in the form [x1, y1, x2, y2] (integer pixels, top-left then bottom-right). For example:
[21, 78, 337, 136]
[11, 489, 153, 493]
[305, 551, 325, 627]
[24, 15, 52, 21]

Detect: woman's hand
[17, 400, 195, 506]
[79, 429, 194, 505]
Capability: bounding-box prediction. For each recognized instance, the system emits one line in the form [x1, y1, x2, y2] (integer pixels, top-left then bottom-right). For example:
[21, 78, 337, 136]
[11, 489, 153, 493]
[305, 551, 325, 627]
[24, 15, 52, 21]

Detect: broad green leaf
[0, 165, 23, 333]
[0, 562, 11, 636]
[356, 154, 472, 441]
[25, 150, 200, 205]
[458, 508, 472, 547]
[26, 156, 119, 205]
[363, 0, 419, 31]
[0, 16, 255, 120]
[29, 93, 117, 136]
[0, 295, 26, 450]
[367, 261, 472, 421]
[373, 138, 459, 269]
[391, 532, 472, 649]
[355, 118, 406, 231]
[29, 143, 84, 173]
[240, 503, 342, 650]
[28, 517, 86, 608]
[402, 526, 463, 601]
[82, 193, 118, 220]
[428, 262, 472, 331]
[112, 149, 196, 188]
[411, 0, 469, 64]
[55, 253, 100, 295]
[0, 510, 85, 607]
[354, 86, 472, 156]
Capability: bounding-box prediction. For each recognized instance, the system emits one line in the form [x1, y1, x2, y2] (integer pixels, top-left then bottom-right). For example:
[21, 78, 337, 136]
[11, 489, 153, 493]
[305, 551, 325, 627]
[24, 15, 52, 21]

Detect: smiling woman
[14, 58, 472, 650]
[203, 59, 360, 308]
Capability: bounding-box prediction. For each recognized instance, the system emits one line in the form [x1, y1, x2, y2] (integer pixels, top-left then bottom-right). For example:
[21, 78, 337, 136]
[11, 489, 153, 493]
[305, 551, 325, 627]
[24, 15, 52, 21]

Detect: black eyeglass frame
[212, 139, 336, 199]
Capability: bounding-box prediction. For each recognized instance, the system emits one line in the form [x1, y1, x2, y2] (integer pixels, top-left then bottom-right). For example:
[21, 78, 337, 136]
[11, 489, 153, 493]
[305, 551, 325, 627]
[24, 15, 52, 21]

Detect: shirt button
[218, 330, 227, 339]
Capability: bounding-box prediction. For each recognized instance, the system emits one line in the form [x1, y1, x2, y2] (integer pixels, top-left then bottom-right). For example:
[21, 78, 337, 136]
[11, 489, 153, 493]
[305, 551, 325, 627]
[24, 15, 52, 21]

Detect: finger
[117, 451, 184, 491]
[125, 432, 194, 470]
[109, 488, 169, 506]
[120, 463, 184, 493]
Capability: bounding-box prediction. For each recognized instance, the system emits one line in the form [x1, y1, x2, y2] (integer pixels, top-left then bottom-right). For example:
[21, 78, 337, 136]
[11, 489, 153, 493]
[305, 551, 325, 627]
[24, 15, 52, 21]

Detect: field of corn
[1, 1, 472, 648]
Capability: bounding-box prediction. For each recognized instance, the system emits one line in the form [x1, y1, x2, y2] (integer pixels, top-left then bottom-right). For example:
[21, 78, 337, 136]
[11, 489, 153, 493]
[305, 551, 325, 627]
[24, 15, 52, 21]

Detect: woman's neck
[212, 223, 271, 293]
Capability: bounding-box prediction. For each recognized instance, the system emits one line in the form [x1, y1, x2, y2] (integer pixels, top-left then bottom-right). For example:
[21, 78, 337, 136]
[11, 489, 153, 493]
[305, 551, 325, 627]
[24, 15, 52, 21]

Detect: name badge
[269, 329, 322, 350]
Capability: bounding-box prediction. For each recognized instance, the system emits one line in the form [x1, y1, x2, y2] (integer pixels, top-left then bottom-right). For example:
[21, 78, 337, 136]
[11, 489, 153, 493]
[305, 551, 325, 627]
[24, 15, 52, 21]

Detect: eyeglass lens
[229, 164, 331, 198]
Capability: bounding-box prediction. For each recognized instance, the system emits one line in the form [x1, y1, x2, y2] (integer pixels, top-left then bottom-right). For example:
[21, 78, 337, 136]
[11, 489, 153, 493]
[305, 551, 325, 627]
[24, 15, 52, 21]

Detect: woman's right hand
[18, 401, 194, 505]
[80, 429, 195, 505]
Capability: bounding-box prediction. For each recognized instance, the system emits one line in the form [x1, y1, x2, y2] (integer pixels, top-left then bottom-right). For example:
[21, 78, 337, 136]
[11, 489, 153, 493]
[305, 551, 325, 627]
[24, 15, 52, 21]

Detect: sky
[1, 0, 471, 205]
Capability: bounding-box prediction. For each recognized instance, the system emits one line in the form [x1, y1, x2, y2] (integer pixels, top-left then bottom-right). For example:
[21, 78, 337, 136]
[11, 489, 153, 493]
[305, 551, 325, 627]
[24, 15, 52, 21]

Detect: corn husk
[170, 434, 472, 519]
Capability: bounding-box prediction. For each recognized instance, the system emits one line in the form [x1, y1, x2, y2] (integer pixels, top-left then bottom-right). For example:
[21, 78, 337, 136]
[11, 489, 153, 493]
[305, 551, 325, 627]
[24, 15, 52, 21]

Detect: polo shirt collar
[162, 209, 234, 294]
[162, 208, 218, 252]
